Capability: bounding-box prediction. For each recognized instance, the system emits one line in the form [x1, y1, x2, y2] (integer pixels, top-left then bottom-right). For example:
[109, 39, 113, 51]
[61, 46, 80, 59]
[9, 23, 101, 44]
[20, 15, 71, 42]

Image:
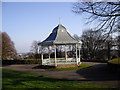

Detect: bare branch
[72, 2, 120, 36]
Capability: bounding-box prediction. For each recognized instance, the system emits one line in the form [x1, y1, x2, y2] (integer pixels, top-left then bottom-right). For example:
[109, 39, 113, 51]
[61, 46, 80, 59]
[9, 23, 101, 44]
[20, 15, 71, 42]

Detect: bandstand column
[37, 46, 40, 54]
[41, 47, 43, 65]
[64, 45, 67, 62]
[48, 46, 51, 64]
[78, 44, 81, 64]
[76, 44, 78, 65]
[54, 45, 57, 66]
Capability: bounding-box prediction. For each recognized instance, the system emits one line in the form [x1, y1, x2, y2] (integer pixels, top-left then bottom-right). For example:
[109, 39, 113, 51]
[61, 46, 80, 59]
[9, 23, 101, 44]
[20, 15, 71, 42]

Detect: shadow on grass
[76, 64, 120, 81]
[3, 69, 117, 88]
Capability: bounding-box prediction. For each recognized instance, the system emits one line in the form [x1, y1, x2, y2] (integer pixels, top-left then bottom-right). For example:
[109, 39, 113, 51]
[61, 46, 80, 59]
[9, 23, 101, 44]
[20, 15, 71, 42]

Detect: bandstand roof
[38, 24, 81, 46]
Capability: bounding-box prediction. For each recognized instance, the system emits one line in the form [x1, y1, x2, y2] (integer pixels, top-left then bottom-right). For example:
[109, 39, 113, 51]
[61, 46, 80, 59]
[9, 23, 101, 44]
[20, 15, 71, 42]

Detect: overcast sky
[2, 2, 96, 53]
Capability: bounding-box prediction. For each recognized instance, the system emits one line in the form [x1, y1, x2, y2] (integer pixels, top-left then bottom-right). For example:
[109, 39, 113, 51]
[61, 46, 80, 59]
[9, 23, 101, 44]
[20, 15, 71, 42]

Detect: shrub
[108, 58, 120, 64]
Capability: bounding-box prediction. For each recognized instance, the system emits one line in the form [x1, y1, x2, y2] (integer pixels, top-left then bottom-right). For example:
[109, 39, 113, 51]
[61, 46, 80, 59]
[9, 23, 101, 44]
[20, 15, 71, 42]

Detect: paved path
[2, 62, 120, 88]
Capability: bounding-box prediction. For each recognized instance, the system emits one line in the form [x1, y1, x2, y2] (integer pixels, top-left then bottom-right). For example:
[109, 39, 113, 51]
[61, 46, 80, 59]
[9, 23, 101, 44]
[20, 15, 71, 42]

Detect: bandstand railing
[42, 58, 78, 65]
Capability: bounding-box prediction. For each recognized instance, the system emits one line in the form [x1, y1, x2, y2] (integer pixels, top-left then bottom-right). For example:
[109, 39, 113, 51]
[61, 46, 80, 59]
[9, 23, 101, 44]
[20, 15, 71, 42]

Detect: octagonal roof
[38, 24, 81, 46]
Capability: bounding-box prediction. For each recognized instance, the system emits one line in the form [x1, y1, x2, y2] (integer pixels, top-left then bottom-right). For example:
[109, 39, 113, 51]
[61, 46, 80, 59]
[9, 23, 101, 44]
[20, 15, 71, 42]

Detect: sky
[2, 2, 95, 53]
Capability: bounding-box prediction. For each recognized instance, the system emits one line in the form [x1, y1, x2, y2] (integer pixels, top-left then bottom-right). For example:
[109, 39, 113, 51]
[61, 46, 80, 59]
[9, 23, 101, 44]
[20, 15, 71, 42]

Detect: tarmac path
[2, 62, 120, 88]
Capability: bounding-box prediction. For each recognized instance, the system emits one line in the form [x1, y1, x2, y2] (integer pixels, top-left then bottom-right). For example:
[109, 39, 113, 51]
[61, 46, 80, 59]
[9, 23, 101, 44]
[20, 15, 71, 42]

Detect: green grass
[108, 58, 120, 64]
[45, 63, 92, 71]
[2, 69, 116, 88]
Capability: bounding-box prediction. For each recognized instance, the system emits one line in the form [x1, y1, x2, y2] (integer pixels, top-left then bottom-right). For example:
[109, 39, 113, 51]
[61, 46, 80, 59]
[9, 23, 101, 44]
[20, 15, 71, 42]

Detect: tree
[73, 2, 120, 37]
[30, 40, 39, 54]
[0, 32, 2, 60]
[81, 29, 103, 60]
[30, 40, 42, 59]
[2, 32, 17, 60]
[73, 34, 81, 41]
[81, 29, 113, 60]
[104, 36, 114, 60]
[117, 35, 120, 57]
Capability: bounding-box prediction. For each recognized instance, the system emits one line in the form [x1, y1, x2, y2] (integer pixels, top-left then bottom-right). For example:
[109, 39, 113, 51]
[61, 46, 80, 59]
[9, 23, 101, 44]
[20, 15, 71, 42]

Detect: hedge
[81, 60, 107, 63]
[2, 59, 42, 65]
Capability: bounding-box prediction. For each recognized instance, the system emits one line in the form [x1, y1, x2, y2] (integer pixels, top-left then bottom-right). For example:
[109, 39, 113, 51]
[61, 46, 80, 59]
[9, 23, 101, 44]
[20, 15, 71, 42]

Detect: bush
[108, 58, 120, 64]
[2, 59, 42, 65]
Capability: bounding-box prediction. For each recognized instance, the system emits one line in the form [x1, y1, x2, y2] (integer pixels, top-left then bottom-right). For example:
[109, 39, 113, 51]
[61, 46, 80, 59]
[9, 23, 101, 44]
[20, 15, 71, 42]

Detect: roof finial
[59, 17, 61, 24]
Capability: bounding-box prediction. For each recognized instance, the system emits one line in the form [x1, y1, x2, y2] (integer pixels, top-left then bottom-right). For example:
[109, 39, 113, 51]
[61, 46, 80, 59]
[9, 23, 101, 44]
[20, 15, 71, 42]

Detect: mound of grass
[108, 58, 120, 64]
[2, 69, 116, 88]
[46, 63, 92, 71]
[33, 63, 92, 71]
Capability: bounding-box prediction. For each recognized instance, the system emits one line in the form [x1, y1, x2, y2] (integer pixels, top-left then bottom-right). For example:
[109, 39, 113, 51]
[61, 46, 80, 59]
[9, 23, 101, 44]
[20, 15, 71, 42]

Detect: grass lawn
[2, 69, 116, 88]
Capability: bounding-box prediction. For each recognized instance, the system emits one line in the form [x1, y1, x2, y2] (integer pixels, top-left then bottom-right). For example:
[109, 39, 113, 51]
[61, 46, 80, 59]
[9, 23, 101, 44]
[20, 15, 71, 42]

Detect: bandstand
[38, 24, 82, 67]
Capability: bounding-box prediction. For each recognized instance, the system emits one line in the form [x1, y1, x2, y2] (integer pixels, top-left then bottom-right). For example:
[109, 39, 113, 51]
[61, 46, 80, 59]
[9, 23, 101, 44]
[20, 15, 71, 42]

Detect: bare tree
[2, 32, 17, 60]
[73, 2, 120, 37]
[73, 34, 81, 41]
[30, 40, 43, 59]
[81, 29, 114, 60]
[30, 40, 39, 54]
[117, 35, 120, 57]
